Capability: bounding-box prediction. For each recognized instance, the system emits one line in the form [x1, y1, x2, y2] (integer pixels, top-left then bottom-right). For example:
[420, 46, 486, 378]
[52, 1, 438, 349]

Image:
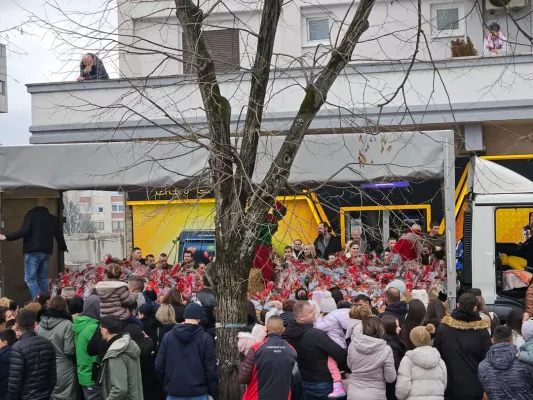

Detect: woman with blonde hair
[156, 303, 177, 350]
[302, 244, 316, 260]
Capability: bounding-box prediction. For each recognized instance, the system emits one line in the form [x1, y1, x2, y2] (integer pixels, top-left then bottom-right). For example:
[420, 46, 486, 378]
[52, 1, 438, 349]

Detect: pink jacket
[347, 329, 397, 400]
[237, 324, 267, 355]
[315, 308, 350, 349]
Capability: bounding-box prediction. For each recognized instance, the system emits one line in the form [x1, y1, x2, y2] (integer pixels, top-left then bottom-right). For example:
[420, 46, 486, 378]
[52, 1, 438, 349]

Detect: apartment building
[0, 43, 6, 113]
[23, 0, 533, 156]
[69, 191, 125, 234]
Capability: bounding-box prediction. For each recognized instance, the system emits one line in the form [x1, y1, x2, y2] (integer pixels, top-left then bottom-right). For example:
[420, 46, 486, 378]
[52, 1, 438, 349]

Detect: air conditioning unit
[486, 0, 528, 11]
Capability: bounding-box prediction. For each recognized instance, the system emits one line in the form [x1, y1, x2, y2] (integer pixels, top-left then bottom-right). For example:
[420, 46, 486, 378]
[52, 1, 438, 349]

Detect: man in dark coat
[379, 288, 408, 326]
[478, 325, 533, 400]
[7, 310, 56, 400]
[313, 222, 342, 260]
[77, 53, 109, 81]
[240, 315, 297, 400]
[285, 301, 346, 400]
[0, 328, 16, 400]
[0, 198, 67, 300]
[433, 292, 491, 400]
[155, 303, 219, 400]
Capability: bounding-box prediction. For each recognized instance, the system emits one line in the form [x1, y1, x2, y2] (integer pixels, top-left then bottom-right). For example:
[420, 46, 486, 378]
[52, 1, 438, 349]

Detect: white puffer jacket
[395, 346, 447, 400]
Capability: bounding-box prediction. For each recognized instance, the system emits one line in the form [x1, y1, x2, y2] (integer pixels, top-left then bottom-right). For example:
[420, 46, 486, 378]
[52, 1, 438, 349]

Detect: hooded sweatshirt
[380, 301, 409, 326]
[395, 346, 447, 400]
[155, 323, 219, 400]
[347, 328, 396, 400]
[479, 341, 533, 400]
[36, 309, 77, 400]
[100, 333, 143, 400]
[73, 295, 100, 386]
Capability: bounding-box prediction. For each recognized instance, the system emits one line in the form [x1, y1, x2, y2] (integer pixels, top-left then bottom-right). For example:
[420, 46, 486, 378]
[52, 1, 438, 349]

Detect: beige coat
[95, 280, 136, 320]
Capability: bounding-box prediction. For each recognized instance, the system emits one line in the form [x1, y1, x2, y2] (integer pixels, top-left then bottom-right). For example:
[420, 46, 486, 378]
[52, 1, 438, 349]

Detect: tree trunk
[215, 245, 252, 400]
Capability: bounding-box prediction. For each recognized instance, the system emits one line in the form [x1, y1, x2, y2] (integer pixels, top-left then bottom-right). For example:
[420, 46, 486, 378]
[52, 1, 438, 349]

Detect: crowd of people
[3, 199, 533, 400]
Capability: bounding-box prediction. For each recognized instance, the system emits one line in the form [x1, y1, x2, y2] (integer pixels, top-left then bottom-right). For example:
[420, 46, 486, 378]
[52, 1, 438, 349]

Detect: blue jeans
[302, 381, 333, 400]
[167, 396, 208, 400]
[24, 252, 50, 299]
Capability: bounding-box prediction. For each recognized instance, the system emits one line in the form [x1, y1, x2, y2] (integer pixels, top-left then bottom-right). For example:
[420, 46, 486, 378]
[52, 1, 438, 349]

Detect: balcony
[26, 54, 533, 144]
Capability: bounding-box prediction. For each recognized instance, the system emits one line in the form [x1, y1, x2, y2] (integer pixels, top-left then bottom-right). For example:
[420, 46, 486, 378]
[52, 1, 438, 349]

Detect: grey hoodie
[81, 295, 100, 320]
[100, 334, 143, 400]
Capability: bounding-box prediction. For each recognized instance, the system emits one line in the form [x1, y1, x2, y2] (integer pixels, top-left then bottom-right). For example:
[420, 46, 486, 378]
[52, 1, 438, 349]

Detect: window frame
[430, 3, 464, 38]
[94, 221, 105, 231]
[112, 204, 124, 212]
[97, 206, 104, 213]
[0, 81, 5, 96]
[112, 221, 124, 230]
[306, 17, 331, 46]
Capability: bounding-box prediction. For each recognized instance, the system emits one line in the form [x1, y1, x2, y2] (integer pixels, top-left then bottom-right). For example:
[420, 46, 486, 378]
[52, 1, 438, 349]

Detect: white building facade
[0, 43, 7, 113]
[24, 0, 533, 155]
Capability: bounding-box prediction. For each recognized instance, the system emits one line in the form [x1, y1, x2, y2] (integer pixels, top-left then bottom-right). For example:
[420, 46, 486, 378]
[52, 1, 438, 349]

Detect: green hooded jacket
[73, 315, 99, 386]
[100, 334, 143, 400]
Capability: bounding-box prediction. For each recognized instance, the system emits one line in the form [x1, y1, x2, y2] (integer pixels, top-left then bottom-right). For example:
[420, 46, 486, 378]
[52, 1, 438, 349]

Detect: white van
[462, 157, 533, 319]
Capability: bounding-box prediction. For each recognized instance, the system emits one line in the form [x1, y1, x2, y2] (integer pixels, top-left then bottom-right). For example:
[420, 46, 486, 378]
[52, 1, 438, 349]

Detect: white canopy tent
[0, 130, 457, 303]
[0, 131, 451, 189]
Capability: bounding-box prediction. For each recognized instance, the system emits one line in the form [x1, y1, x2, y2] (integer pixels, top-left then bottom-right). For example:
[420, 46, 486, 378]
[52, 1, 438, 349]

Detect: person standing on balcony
[77, 53, 109, 81]
[0, 198, 67, 300]
[483, 22, 507, 56]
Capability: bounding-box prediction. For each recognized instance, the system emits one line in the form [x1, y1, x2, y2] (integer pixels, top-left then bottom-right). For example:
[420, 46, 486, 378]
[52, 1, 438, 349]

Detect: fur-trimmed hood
[441, 315, 490, 331]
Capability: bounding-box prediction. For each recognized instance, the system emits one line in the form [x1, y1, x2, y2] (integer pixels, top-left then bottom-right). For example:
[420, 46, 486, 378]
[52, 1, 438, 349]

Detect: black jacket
[285, 321, 346, 382]
[0, 346, 10, 400]
[314, 234, 342, 260]
[239, 333, 297, 400]
[157, 323, 176, 351]
[173, 304, 186, 323]
[79, 54, 109, 80]
[384, 334, 407, 400]
[379, 301, 408, 326]
[7, 331, 56, 400]
[198, 288, 216, 330]
[5, 206, 67, 255]
[155, 323, 219, 400]
[433, 309, 491, 400]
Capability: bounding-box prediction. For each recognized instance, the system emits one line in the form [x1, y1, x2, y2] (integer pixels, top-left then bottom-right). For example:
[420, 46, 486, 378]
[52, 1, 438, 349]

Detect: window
[182, 29, 240, 74]
[112, 204, 124, 212]
[97, 206, 104, 213]
[94, 222, 105, 231]
[0, 45, 5, 58]
[79, 204, 91, 214]
[0, 81, 5, 96]
[431, 4, 462, 37]
[112, 221, 124, 230]
[307, 18, 330, 43]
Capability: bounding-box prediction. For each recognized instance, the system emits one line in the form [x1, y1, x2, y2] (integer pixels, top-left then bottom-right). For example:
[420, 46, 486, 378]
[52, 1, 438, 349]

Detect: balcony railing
[26, 54, 533, 144]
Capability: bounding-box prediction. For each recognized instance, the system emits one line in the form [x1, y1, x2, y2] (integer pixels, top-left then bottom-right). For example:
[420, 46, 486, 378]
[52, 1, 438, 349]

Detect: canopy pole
[444, 137, 457, 309]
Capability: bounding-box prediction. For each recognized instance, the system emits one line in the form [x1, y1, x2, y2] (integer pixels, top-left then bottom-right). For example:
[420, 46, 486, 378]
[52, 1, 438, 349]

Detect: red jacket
[392, 229, 423, 261]
[239, 333, 297, 400]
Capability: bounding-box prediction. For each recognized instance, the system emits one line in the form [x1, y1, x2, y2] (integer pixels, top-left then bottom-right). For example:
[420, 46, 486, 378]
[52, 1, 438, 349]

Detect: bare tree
[63, 195, 98, 235]
[174, 0, 378, 396]
[19, 0, 444, 398]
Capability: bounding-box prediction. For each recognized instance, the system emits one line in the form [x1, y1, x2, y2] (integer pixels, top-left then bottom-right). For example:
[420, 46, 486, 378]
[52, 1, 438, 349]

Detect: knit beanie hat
[410, 324, 436, 347]
[386, 279, 407, 295]
[320, 291, 337, 313]
[183, 303, 204, 320]
[523, 319, 533, 341]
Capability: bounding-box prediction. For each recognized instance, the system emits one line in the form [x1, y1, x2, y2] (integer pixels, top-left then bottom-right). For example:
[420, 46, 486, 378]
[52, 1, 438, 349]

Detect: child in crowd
[0, 328, 17, 400]
[395, 325, 447, 400]
[518, 319, 533, 364]
[314, 291, 348, 398]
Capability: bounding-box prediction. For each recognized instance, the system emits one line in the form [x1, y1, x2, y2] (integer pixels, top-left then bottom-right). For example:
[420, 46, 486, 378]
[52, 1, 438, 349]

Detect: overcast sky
[0, 0, 117, 145]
